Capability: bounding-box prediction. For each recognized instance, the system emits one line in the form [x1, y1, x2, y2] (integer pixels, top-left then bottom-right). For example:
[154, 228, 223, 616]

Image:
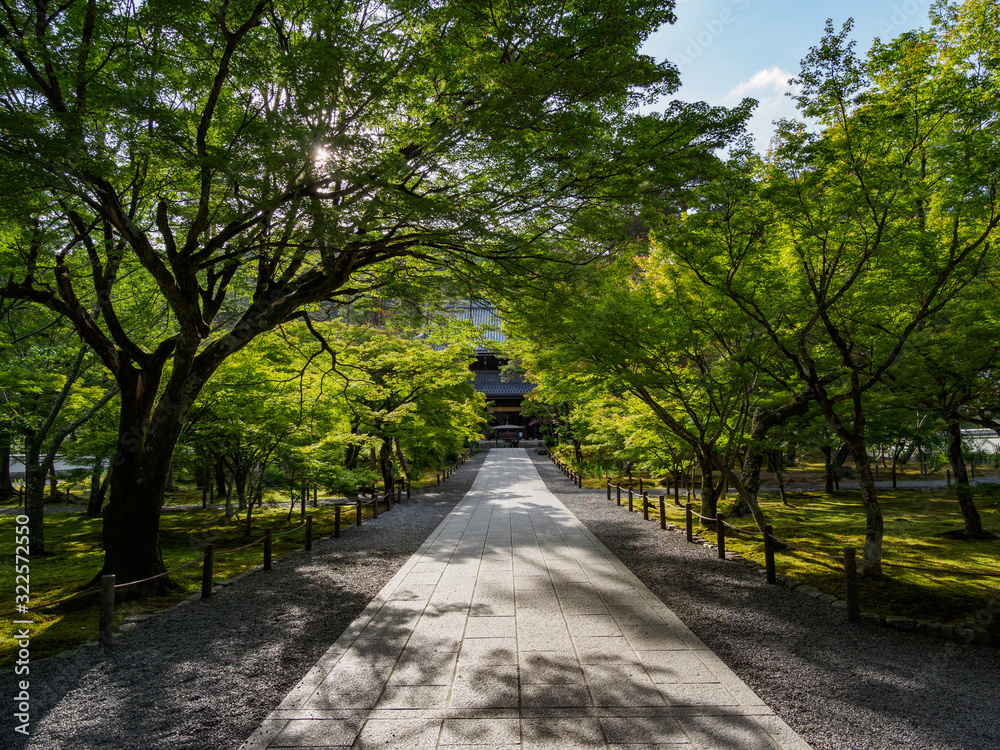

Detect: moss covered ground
[579, 459, 1000, 633]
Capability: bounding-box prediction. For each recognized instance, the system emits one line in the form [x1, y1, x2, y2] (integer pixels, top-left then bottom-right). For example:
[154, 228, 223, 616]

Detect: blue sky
[642, 0, 937, 151]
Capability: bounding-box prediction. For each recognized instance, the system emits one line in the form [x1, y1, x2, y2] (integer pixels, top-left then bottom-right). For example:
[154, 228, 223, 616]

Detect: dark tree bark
[945, 418, 984, 536]
[732, 392, 812, 517]
[23, 437, 46, 554]
[378, 438, 395, 493]
[87, 457, 106, 516]
[0, 431, 17, 497]
[345, 419, 362, 470]
[821, 445, 835, 494]
[234, 463, 249, 512]
[394, 437, 410, 479]
[214, 456, 228, 499]
[821, 393, 883, 577]
[698, 455, 717, 519]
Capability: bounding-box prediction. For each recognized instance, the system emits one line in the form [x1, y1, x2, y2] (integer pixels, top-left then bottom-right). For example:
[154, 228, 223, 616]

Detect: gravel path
[527, 452, 1000, 750]
[1, 452, 485, 750]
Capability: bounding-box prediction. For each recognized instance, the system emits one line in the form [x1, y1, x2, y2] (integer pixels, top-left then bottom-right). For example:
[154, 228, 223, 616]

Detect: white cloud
[718, 66, 804, 152]
[725, 66, 797, 101]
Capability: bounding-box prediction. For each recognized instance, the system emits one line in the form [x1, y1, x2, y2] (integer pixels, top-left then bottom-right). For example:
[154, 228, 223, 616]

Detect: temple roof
[446, 301, 506, 350]
[473, 370, 534, 397]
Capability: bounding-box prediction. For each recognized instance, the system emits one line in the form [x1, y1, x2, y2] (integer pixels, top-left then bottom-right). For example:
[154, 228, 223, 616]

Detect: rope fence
[549, 453, 999, 628]
[6, 448, 478, 647]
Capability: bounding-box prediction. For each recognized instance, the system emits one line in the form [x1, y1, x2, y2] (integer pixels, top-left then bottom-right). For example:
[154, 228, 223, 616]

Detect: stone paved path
[239, 449, 812, 749]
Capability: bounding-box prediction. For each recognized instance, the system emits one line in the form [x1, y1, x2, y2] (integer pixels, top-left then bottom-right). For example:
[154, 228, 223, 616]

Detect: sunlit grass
[552, 448, 1000, 631]
[670, 488, 998, 630]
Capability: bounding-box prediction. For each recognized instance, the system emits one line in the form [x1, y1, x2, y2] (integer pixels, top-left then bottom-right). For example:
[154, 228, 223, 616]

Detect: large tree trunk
[215, 456, 228, 498]
[345, 418, 362, 469]
[735, 441, 765, 517]
[87, 457, 106, 517]
[732, 394, 812, 517]
[378, 439, 394, 492]
[102, 438, 175, 591]
[23, 437, 46, 555]
[847, 438, 884, 577]
[99, 368, 182, 592]
[0, 430, 16, 497]
[234, 464, 248, 512]
[821, 445, 835, 494]
[698, 455, 717, 519]
[194, 463, 210, 494]
[818, 391, 883, 577]
[945, 418, 984, 536]
[394, 437, 409, 479]
[345, 443, 361, 470]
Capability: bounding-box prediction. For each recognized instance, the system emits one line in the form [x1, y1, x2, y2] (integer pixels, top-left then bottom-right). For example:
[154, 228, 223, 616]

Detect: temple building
[452, 302, 537, 440]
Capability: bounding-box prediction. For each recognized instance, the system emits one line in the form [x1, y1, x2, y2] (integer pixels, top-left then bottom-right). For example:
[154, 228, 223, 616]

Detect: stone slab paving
[239, 449, 812, 750]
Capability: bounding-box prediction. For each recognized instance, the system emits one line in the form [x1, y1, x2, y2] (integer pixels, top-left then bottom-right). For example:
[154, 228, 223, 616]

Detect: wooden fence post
[264, 528, 272, 570]
[642, 491, 649, 521]
[639, 476, 643, 494]
[628, 485, 634, 513]
[305, 517, 313, 551]
[659, 496, 666, 530]
[716, 513, 726, 559]
[844, 546, 860, 623]
[335, 505, 341, 537]
[606, 480, 611, 502]
[372, 490, 379, 518]
[674, 477, 680, 506]
[201, 544, 215, 599]
[764, 525, 776, 585]
[99, 574, 115, 649]
[685, 503, 693, 543]
[407, 481, 411, 501]
[616, 483, 621, 506]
